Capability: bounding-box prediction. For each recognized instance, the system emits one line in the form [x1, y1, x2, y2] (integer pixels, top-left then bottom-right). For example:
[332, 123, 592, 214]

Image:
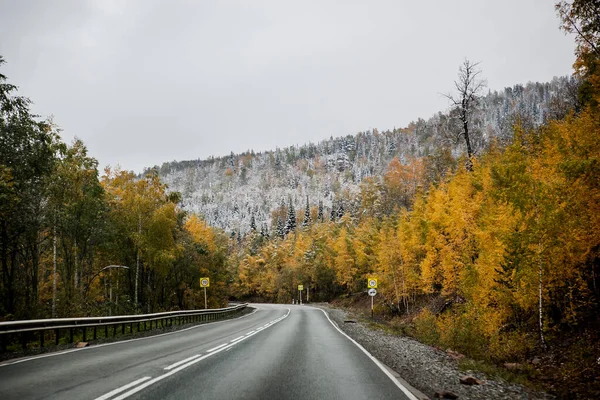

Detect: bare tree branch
[443, 59, 486, 170]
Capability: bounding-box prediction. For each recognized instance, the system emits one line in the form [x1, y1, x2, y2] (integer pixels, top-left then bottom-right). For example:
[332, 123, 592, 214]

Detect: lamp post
[84, 265, 129, 315]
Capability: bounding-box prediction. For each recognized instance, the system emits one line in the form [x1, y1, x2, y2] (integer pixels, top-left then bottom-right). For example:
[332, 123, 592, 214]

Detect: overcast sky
[1, 0, 575, 173]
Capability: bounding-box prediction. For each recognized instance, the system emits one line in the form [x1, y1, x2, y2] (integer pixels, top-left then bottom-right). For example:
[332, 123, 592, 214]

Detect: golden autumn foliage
[230, 107, 600, 372]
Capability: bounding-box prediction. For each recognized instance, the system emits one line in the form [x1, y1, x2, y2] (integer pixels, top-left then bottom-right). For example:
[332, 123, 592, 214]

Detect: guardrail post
[93, 326, 97, 341]
[40, 331, 44, 348]
[55, 329, 59, 345]
[69, 328, 74, 344]
[82, 327, 87, 342]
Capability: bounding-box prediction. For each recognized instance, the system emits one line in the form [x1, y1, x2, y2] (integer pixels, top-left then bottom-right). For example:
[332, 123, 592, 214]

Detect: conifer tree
[337, 201, 345, 219]
[285, 198, 296, 234]
[276, 217, 285, 239]
[260, 223, 269, 238]
[317, 200, 324, 222]
[302, 196, 311, 228]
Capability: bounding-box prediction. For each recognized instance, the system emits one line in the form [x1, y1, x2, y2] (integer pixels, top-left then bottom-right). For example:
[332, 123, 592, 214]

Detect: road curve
[0, 304, 417, 400]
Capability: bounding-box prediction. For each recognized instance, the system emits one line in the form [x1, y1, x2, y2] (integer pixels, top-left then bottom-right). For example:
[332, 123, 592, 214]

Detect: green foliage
[458, 359, 532, 387]
[412, 309, 440, 345]
[0, 57, 231, 319]
[0, 56, 62, 318]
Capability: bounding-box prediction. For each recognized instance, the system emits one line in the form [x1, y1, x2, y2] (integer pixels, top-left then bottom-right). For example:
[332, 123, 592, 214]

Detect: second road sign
[367, 278, 378, 288]
[200, 277, 210, 288]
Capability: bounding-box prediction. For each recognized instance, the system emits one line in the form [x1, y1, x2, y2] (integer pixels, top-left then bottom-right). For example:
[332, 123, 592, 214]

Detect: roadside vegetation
[1, 1, 598, 398]
[0, 58, 231, 318]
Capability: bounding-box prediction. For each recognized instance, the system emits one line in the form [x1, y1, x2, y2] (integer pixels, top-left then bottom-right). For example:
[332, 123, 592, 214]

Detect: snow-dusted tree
[336, 201, 345, 220]
[285, 198, 296, 234]
[276, 217, 285, 239]
[302, 196, 311, 228]
[317, 200, 324, 222]
[250, 213, 256, 232]
[260, 223, 270, 238]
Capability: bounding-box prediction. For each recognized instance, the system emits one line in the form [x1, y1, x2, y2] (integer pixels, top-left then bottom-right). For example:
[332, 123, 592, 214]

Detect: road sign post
[367, 278, 377, 319]
[298, 284, 303, 305]
[200, 277, 210, 309]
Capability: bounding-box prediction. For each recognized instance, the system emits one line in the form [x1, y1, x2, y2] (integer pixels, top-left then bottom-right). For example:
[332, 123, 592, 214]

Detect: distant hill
[151, 76, 577, 236]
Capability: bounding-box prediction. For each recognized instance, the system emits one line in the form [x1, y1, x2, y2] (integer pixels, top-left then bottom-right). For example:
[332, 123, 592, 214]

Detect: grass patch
[458, 358, 533, 387]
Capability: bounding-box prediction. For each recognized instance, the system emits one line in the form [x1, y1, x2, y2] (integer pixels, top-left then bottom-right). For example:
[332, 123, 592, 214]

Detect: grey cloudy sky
[1, 0, 575, 173]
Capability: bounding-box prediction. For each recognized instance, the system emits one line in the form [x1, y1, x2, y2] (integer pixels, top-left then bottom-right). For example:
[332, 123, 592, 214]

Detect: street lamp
[84, 265, 129, 315]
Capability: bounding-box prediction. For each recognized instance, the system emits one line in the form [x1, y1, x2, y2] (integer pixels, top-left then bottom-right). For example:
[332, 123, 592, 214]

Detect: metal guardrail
[0, 304, 248, 352]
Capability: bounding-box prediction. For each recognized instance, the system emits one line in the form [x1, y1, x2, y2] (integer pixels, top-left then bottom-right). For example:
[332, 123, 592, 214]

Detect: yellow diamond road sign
[200, 277, 210, 288]
[298, 284, 304, 291]
[367, 278, 377, 288]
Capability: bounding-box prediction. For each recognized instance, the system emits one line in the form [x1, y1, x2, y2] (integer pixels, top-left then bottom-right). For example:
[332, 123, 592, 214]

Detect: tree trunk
[462, 108, 473, 171]
[538, 239, 547, 349]
[1, 221, 13, 315]
[74, 238, 78, 290]
[52, 222, 57, 318]
[135, 213, 141, 312]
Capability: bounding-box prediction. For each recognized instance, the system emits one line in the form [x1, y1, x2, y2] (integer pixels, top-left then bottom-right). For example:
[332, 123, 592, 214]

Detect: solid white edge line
[109, 308, 291, 400]
[316, 308, 419, 400]
[230, 335, 245, 343]
[164, 354, 201, 370]
[94, 376, 152, 400]
[245, 330, 256, 335]
[0, 307, 259, 368]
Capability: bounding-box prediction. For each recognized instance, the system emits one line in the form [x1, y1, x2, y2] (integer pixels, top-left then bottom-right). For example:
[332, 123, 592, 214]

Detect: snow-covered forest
[154, 76, 577, 236]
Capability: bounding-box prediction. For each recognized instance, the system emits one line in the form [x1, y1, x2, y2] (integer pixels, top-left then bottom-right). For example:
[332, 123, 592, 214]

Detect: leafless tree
[444, 59, 486, 170]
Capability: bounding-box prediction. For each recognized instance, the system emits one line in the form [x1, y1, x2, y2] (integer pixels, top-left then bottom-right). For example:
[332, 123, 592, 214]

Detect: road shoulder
[313, 304, 552, 400]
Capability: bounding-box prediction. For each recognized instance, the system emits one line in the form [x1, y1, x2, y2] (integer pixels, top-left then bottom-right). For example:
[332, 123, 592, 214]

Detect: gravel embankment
[316, 305, 552, 400]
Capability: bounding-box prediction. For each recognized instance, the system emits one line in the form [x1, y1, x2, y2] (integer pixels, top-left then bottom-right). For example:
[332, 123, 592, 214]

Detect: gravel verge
[315, 304, 552, 400]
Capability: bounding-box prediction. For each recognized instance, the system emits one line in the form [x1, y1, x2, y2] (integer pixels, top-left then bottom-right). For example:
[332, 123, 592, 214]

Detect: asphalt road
[0, 304, 418, 400]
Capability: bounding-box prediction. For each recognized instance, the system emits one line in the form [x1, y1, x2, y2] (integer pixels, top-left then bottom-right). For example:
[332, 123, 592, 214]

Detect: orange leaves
[382, 157, 425, 212]
[332, 228, 357, 288]
[230, 109, 599, 338]
[185, 214, 217, 254]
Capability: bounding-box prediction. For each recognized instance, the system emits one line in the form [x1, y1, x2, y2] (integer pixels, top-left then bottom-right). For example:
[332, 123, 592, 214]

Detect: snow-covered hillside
[153, 77, 577, 236]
